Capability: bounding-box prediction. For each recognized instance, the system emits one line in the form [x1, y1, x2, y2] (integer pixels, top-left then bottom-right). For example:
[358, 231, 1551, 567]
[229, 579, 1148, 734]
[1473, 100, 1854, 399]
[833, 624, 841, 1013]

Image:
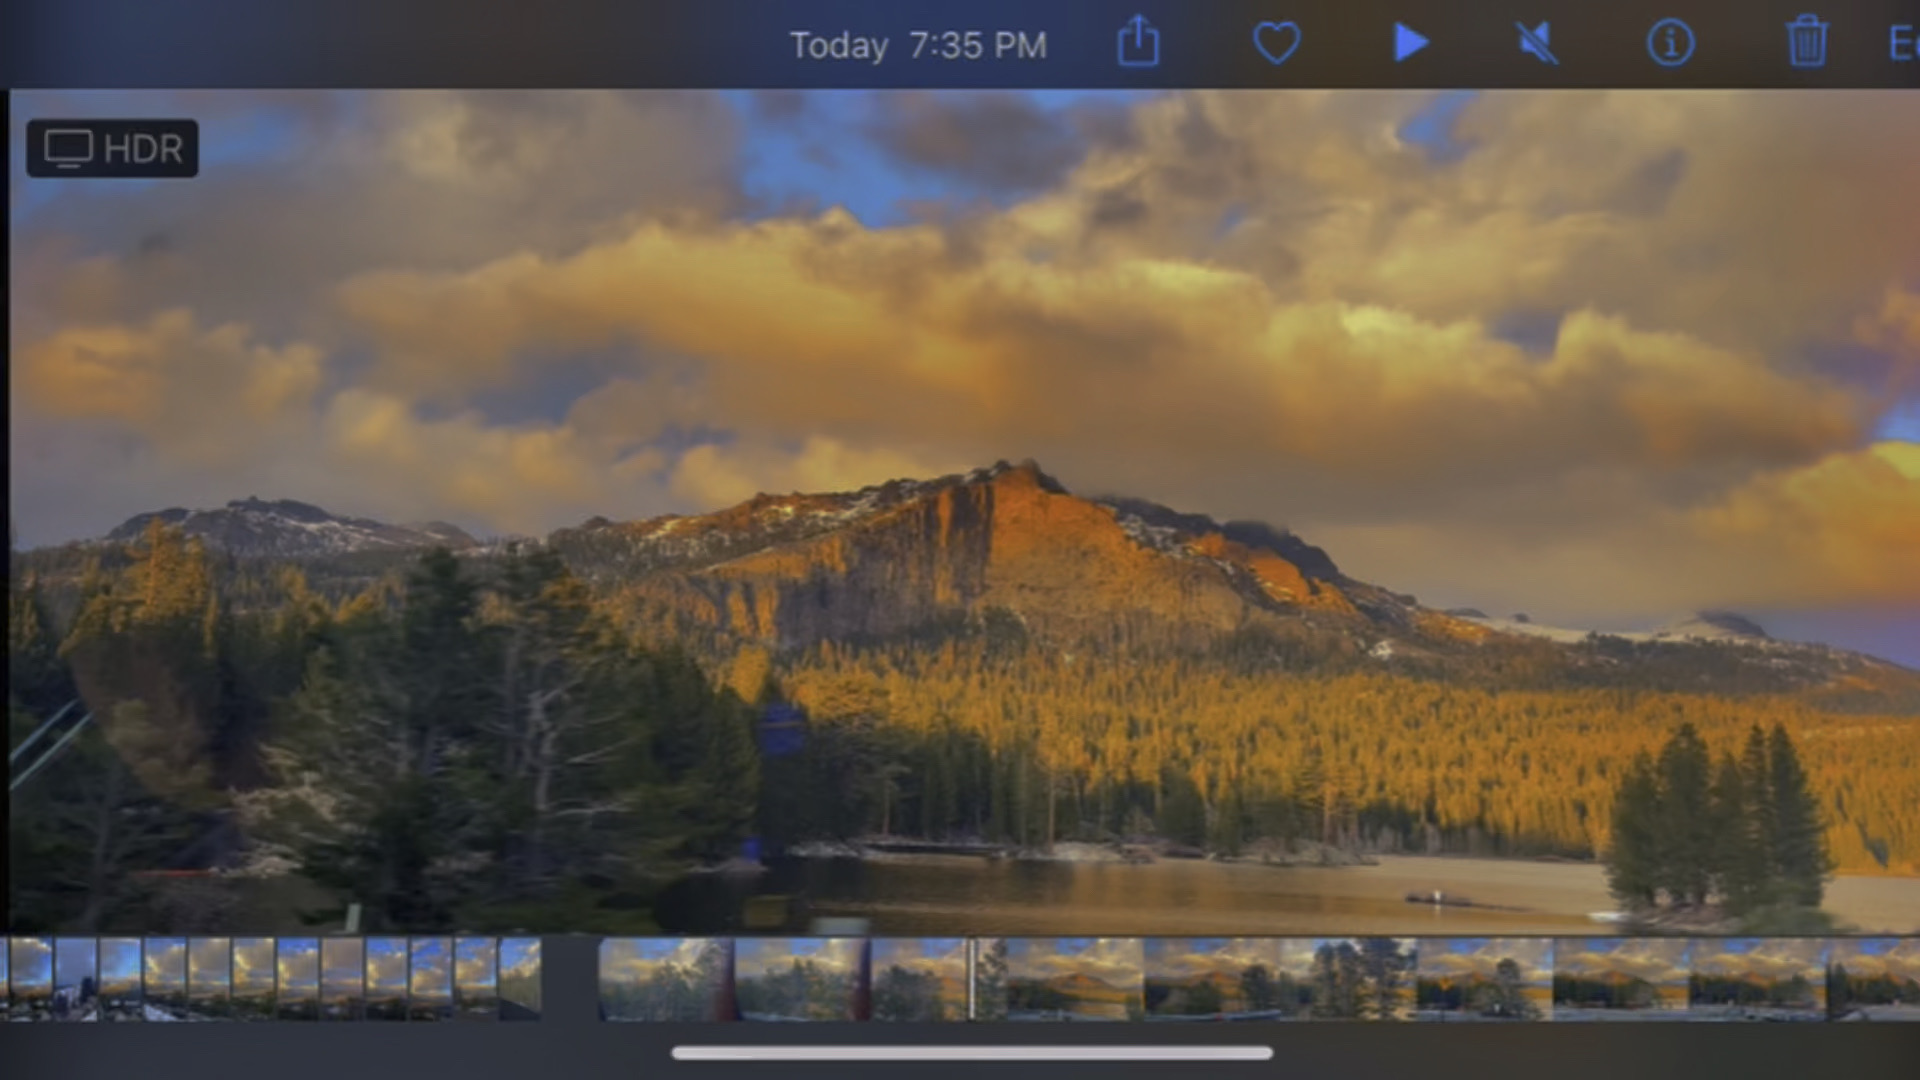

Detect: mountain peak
[105, 498, 477, 557]
[225, 496, 335, 524]
[1660, 610, 1771, 641]
[548, 458, 1373, 647]
[969, 458, 1067, 494]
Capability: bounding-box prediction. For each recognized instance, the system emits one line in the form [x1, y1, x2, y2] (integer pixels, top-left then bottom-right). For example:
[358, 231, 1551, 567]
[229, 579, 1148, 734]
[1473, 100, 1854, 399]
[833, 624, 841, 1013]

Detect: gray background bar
[2, 1015, 1917, 1080]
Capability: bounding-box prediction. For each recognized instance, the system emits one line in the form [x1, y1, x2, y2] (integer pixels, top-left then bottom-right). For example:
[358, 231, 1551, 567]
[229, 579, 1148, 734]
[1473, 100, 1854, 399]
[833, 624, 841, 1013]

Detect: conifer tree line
[872, 961, 965, 1021]
[1605, 722, 1833, 917]
[10, 521, 758, 932]
[1305, 939, 1414, 1019]
[10, 520, 1917, 933]
[763, 645, 1916, 877]
[1415, 957, 1541, 1020]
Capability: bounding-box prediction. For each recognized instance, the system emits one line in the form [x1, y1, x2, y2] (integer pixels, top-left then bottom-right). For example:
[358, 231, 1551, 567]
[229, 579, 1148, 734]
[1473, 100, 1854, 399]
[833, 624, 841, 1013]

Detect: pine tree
[1604, 752, 1661, 908]
[973, 939, 1009, 1020]
[1310, 941, 1366, 1019]
[697, 689, 762, 859]
[398, 547, 488, 770]
[1240, 963, 1278, 1012]
[1654, 723, 1713, 905]
[243, 549, 510, 929]
[247, 643, 455, 929]
[1357, 937, 1412, 1019]
[9, 573, 73, 712]
[1709, 751, 1765, 914]
[7, 700, 197, 931]
[1488, 957, 1540, 1019]
[1159, 767, 1208, 848]
[58, 522, 223, 799]
[1766, 724, 1832, 909]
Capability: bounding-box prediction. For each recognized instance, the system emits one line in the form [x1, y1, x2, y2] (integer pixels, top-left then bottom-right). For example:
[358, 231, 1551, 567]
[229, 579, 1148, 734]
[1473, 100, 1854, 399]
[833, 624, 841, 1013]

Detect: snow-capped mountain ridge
[62, 464, 1914, 688]
[106, 497, 479, 557]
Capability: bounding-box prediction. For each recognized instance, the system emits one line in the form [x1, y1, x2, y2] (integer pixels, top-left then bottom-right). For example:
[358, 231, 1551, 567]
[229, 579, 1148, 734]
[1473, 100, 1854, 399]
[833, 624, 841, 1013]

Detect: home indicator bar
[671, 1046, 1278, 1062]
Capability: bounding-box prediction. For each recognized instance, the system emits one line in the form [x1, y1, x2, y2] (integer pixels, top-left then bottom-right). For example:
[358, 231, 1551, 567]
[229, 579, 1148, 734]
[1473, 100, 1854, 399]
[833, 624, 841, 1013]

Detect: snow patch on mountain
[1463, 610, 1805, 651]
[1653, 610, 1771, 642]
[1113, 512, 1188, 555]
[106, 498, 479, 557]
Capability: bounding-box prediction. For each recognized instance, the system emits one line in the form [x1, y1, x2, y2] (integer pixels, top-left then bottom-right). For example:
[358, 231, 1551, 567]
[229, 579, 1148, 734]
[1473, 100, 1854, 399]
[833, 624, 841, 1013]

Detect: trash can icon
[1787, 14, 1829, 68]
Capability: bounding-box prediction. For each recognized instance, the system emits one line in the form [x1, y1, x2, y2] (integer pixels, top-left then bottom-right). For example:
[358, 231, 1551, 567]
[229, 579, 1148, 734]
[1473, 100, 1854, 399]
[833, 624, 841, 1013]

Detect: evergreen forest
[9, 523, 1919, 934]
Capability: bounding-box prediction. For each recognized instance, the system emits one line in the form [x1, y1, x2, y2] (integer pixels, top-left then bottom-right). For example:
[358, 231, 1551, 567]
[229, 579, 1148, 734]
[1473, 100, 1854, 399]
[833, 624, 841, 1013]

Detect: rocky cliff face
[544, 461, 1919, 701]
[553, 460, 1398, 650]
[41, 460, 1918, 697]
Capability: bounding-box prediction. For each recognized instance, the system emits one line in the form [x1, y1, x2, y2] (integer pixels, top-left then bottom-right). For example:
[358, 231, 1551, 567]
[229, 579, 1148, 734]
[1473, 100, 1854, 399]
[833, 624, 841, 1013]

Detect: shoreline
[784, 837, 1379, 867]
[773, 840, 1919, 878]
[753, 848, 1920, 935]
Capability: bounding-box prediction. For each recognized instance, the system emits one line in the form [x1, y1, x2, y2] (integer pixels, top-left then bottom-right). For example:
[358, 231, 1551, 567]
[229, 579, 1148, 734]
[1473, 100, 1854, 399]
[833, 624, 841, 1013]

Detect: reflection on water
[656, 856, 1605, 936]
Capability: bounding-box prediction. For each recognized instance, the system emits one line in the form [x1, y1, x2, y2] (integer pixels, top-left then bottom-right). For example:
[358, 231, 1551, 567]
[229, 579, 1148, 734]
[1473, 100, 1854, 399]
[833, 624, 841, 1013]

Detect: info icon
[1647, 17, 1697, 67]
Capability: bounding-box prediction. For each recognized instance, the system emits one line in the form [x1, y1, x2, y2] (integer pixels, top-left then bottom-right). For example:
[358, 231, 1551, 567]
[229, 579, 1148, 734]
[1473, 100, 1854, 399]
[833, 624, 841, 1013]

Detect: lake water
[657, 854, 1920, 936]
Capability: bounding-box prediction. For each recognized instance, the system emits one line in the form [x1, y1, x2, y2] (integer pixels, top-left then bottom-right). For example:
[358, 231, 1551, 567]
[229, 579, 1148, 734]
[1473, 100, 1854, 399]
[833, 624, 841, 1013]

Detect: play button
[1394, 22, 1429, 62]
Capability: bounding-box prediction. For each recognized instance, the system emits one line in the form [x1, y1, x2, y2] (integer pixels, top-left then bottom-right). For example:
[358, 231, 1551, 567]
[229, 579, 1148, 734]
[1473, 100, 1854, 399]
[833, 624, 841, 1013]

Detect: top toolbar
[3, 0, 1919, 88]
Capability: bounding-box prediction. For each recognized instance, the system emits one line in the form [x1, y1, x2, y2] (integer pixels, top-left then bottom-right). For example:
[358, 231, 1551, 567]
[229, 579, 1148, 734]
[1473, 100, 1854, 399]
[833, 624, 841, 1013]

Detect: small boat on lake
[1403, 890, 1532, 913]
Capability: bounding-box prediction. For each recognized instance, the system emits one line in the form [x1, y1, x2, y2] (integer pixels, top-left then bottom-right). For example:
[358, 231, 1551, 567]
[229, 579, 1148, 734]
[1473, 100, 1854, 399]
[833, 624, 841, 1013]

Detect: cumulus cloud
[16, 310, 323, 460]
[277, 940, 320, 987]
[732, 937, 862, 979]
[1691, 939, 1828, 980]
[1013, 938, 1145, 984]
[321, 939, 365, 987]
[302, 141, 1907, 619]
[334, 223, 1867, 487]
[188, 938, 233, 990]
[873, 938, 968, 978]
[410, 939, 454, 995]
[1145, 938, 1279, 979]
[10, 89, 1918, 642]
[670, 437, 970, 507]
[324, 389, 661, 533]
[1275, 939, 1321, 975]
[99, 939, 144, 990]
[500, 939, 542, 981]
[1013, 91, 1920, 357]
[145, 939, 187, 987]
[1554, 938, 1691, 984]
[11, 326, 675, 539]
[1829, 938, 1920, 979]
[233, 938, 277, 992]
[1686, 442, 1920, 608]
[365, 939, 409, 991]
[859, 91, 1137, 195]
[455, 939, 499, 988]
[10, 937, 53, 985]
[1418, 938, 1553, 983]
[10, 91, 743, 338]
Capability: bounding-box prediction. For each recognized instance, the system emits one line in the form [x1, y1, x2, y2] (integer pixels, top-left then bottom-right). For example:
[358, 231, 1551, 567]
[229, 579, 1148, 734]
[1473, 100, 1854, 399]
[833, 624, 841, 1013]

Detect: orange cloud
[11, 90, 1917, 631]
[670, 436, 969, 507]
[1690, 441, 1920, 607]
[15, 310, 322, 445]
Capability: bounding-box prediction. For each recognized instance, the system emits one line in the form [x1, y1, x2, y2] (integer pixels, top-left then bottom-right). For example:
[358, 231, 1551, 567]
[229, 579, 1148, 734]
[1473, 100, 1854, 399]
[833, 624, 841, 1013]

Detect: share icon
[1516, 20, 1558, 65]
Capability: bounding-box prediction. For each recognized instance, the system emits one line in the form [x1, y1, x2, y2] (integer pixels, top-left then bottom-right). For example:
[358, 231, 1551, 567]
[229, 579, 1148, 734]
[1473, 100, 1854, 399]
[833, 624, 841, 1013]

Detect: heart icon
[1253, 21, 1302, 66]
